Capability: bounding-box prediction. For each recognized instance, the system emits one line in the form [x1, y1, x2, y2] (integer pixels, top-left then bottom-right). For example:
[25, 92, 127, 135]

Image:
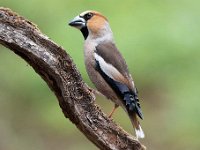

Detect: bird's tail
[129, 113, 145, 139]
[123, 92, 145, 138]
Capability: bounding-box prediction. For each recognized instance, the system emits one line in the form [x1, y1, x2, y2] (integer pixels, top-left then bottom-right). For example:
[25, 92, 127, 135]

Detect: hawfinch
[69, 10, 144, 139]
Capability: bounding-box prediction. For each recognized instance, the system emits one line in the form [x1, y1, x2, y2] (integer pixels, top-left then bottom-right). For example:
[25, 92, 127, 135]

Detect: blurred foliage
[0, 0, 200, 150]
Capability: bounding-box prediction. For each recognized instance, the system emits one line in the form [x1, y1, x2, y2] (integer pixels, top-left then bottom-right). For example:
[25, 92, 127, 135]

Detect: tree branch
[0, 7, 146, 150]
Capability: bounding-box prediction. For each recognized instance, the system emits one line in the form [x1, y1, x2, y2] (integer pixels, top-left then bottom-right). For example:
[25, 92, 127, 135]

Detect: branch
[0, 8, 146, 150]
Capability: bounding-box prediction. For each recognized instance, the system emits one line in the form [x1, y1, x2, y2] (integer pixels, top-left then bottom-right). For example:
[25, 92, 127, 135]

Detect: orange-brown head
[69, 10, 111, 39]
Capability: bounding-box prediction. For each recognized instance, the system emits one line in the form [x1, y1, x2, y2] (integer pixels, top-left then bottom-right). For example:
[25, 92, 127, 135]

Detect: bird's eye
[84, 12, 93, 20]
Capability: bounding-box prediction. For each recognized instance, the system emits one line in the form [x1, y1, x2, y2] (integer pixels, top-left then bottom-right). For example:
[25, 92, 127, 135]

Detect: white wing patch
[94, 53, 124, 81]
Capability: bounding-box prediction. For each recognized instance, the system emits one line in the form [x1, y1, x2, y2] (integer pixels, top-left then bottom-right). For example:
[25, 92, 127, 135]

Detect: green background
[1, 0, 200, 150]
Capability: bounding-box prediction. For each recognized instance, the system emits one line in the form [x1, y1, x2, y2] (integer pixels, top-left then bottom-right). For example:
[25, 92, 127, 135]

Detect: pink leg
[108, 104, 119, 118]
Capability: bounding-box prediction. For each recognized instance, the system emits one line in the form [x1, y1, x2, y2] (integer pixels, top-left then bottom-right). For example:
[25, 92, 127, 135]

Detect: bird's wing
[95, 42, 131, 86]
[94, 42, 143, 119]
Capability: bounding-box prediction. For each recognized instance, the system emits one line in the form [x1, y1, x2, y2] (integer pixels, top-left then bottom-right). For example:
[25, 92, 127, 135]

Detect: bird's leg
[108, 104, 119, 118]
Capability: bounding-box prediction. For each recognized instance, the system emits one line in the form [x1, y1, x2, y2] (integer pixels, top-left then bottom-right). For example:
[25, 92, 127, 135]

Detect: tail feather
[129, 114, 145, 139]
[135, 125, 145, 139]
[123, 91, 144, 138]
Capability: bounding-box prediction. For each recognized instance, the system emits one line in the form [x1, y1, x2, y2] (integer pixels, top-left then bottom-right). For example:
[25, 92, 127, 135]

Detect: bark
[0, 7, 146, 150]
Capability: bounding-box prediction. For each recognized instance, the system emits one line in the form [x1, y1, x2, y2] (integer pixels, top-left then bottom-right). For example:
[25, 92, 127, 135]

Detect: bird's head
[69, 10, 112, 40]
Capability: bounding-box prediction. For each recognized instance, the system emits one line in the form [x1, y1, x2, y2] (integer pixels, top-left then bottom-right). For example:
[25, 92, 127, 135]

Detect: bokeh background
[0, 0, 200, 150]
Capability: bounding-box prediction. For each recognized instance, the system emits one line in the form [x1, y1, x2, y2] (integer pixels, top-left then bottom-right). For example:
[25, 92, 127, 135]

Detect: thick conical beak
[68, 15, 86, 29]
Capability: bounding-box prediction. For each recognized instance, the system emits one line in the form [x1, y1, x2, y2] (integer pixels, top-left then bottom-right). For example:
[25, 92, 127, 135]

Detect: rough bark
[0, 7, 146, 150]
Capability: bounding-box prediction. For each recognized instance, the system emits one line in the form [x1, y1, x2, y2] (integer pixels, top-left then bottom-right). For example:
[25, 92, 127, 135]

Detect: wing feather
[95, 42, 133, 88]
[95, 53, 143, 119]
[94, 53, 126, 83]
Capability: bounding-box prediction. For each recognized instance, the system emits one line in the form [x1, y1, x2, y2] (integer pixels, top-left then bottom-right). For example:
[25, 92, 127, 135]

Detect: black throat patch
[81, 27, 89, 40]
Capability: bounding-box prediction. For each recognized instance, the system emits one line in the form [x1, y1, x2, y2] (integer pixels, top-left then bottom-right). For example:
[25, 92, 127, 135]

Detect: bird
[68, 10, 145, 139]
